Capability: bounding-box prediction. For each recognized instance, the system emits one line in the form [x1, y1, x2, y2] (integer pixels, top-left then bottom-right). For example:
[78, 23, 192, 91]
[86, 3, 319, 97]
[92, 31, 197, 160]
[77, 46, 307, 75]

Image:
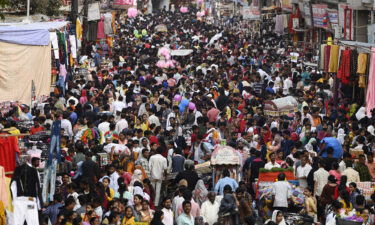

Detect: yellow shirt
[123, 216, 136, 225]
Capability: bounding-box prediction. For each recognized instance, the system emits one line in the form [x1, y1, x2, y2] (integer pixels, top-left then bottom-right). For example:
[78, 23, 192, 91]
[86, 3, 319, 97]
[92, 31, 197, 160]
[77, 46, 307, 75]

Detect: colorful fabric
[337, 49, 351, 84]
[366, 47, 375, 116]
[357, 53, 368, 74]
[328, 45, 339, 73]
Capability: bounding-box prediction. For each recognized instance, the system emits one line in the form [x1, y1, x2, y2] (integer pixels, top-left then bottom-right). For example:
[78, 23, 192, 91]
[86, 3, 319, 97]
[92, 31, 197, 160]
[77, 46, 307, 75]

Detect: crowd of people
[3, 5, 375, 225]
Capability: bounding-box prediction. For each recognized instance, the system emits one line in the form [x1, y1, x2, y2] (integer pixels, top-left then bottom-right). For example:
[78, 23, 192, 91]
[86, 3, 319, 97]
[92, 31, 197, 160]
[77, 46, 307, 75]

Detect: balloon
[179, 99, 189, 112]
[159, 47, 170, 57]
[165, 60, 175, 68]
[197, 11, 205, 17]
[141, 29, 148, 36]
[156, 60, 168, 68]
[127, 8, 138, 18]
[133, 30, 139, 35]
[188, 102, 196, 110]
[174, 94, 182, 102]
[180, 7, 188, 13]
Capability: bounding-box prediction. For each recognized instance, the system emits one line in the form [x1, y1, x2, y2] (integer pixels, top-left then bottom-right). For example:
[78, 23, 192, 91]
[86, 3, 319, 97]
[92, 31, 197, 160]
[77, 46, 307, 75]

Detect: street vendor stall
[210, 145, 241, 187]
[264, 96, 298, 116]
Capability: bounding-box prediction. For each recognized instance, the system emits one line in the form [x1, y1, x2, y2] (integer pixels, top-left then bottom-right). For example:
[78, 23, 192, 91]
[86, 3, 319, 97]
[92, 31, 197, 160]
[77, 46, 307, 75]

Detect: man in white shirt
[98, 114, 110, 135]
[272, 172, 292, 212]
[283, 75, 293, 95]
[149, 147, 168, 206]
[201, 192, 219, 225]
[111, 96, 126, 114]
[296, 156, 312, 188]
[61, 112, 73, 138]
[115, 113, 128, 134]
[342, 161, 360, 183]
[264, 152, 281, 170]
[313, 159, 329, 197]
[148, 108, 160, 127]
[162, 197, 174, 225]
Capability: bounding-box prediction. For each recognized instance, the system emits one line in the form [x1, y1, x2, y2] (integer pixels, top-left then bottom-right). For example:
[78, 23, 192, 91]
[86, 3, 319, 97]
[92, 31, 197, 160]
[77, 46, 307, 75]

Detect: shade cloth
[366, 47, 375, 117]
[0, 42, 51, 104]
[0, 21, 68, 46]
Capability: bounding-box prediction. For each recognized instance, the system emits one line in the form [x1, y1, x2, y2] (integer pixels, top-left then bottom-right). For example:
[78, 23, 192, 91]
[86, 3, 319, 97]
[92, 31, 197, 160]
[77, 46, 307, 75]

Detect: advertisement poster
[312, 4, 328, 28]
[327, 10, 338, 24]
[241, 6, 260, 20]
[113, 0, 135, 8]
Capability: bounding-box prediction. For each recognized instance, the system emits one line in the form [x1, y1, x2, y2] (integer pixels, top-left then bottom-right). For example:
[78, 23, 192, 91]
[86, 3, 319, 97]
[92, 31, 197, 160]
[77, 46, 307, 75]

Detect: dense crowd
[3, 6, 375, 225]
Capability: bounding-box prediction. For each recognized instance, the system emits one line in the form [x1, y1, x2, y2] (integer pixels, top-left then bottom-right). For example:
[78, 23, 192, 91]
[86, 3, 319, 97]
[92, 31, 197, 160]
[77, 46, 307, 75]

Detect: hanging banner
[327, 9, 338, 24]
[312, 4, 328, 28]
[241, 6, 260, 20]
[112, 0, 135, 8]
[299, 1, 312, 27]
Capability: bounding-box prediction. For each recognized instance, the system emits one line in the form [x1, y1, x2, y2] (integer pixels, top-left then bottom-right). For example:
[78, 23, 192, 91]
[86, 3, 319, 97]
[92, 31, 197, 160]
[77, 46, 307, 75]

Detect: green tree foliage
[9, 0, 62, 16]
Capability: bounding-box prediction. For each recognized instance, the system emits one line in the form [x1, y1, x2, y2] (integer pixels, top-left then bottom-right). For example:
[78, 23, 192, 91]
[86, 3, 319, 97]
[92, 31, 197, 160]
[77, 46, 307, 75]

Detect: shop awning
[340, 40, 375, 48]
[0, 21, 68, 46]
[171, 49, 193, 56]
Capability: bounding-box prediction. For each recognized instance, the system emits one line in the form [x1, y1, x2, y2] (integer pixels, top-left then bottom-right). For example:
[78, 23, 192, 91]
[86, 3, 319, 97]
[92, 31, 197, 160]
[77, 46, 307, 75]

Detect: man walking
[149, 146, 168, 206]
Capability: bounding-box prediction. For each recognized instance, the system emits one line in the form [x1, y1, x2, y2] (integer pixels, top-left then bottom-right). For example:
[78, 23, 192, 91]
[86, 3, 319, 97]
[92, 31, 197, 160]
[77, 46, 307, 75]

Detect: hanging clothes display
[324, 45, 331, 72]
[42, 160, 57, 203]
[0, 136, 20, 175]
[275, 15, 284, 35]
[366, 47, 375, 116]
[0, 166, 8, 208]
[337, 49, 351, 84]
[329, 45, 340, 73]
[357, 53, 368, 74]
[76, 18, 83, 41]
[97, 16, 105, 39]
[350, 49, 358, 76]
[86, 21, 98, 42]
[104, 13, 113, 35]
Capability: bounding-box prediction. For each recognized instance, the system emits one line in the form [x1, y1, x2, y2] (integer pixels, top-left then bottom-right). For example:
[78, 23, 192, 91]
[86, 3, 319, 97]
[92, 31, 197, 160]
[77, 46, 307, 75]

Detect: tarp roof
[0, 21, 68, 46]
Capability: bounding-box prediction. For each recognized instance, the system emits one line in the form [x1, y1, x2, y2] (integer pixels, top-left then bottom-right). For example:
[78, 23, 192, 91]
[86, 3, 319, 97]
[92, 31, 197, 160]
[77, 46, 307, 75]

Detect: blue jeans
[56, 75, 65, 96]
[47, 134, 61, 166]
[42, 160, 57, 203]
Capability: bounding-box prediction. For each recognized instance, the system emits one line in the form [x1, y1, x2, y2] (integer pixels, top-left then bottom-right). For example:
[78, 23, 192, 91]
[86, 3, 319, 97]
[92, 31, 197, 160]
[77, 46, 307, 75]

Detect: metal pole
[26, 0, 30, 22]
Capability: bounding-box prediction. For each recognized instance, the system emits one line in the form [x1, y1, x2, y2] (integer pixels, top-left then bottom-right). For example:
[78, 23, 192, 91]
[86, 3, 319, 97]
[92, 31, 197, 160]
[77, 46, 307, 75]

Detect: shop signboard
[312, 4, 328, 28]
[112, 0, 135, 9]
[327, 9, 338, 24]
[299, 0, 312, 27]
[241, 6, 260, 20]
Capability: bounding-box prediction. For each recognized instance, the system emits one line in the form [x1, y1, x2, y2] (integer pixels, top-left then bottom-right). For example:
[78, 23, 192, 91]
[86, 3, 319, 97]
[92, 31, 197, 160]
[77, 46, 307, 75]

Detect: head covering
[194, 179, 208, 206]
[291, 132, 299, 141]
[337, 128, 345, 144]
[178, 179, 188, 187]
[130, 169, 143, 185]
[271, 210, 287, 225]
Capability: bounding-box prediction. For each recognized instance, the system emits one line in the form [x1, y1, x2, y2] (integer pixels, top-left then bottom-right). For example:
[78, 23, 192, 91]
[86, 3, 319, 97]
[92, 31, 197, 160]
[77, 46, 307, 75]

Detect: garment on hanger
[0, 135, 20, 175]
[42, 160, 57, 204]
[357, 53, 368, 74]
[329, 45, 340, 73]
[97, 16, 105, 39]
[366, 47, 375, 116]
[76, 18, 83, 40]
[337, 49, 351, 84]
[274, 15, 284, 35]
[350, 49, 358, 76]
[359, 74, 366, 88]
[324, 45, 331, 72]
[0, 166, 8, 208]
[104, 13, 113, 35]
